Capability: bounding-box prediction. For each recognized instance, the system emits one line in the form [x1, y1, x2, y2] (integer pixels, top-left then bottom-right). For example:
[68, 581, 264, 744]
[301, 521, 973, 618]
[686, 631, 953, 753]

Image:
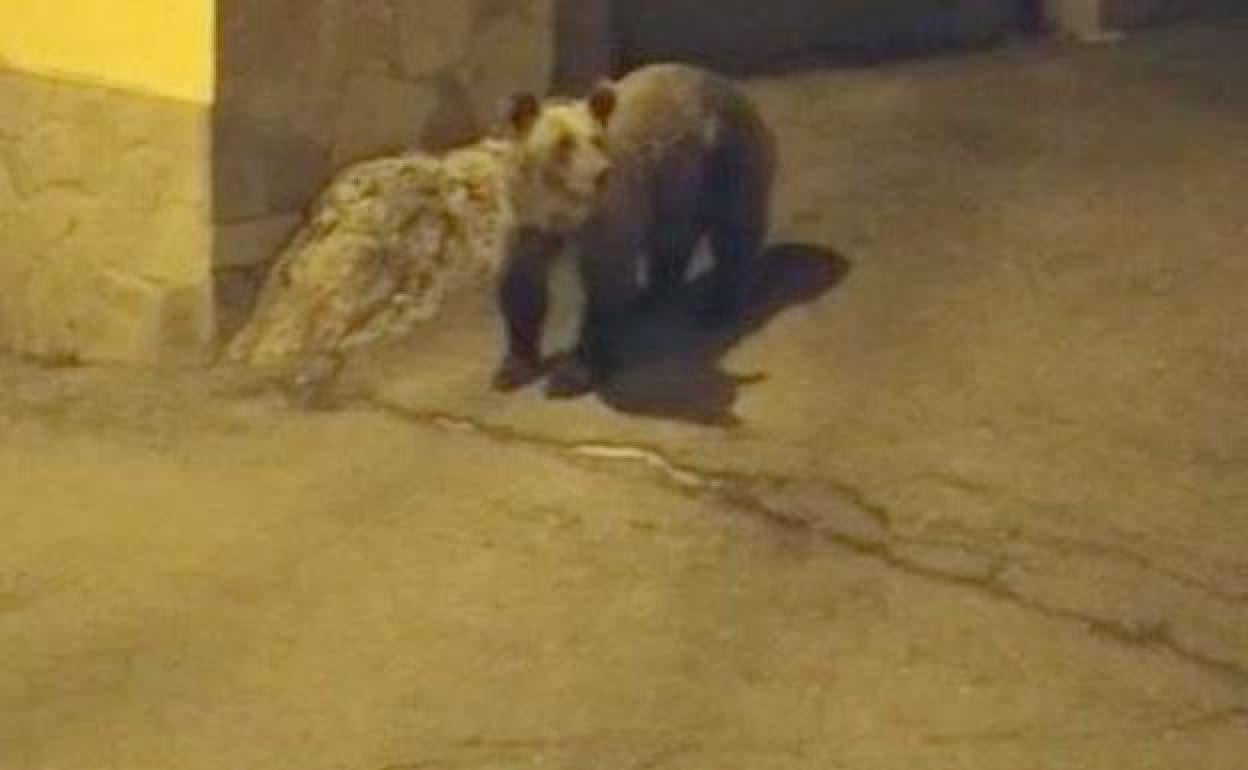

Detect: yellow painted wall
[0, 0, 213, 103]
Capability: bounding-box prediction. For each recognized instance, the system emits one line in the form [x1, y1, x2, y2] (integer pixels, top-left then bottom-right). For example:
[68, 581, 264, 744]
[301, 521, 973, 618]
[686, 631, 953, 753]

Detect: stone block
[418, 73, 483, 152]
[212, 0, 557, 274]
[213, 0, 454, 222]
[455, 0, 555, 131]
[212, 0, 553, 222]
[553, 0, 615, 93]
[0, 69, 214, 364]
[329, 67, 440, 169]
[75, 269, 214, 364]
[396, 0, 478, 79]
[0, 249, 213, 365]
[214, 213, 303, 270]
[214, 0, 345, 222]
[212, 107, 332, 223]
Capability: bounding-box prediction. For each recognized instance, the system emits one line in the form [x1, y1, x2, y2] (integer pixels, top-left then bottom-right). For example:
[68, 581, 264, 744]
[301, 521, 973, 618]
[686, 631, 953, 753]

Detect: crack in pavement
[1010, 530, 1248, 604]
[352, 395, 1248, 688]
[913, 471, 1248, 605]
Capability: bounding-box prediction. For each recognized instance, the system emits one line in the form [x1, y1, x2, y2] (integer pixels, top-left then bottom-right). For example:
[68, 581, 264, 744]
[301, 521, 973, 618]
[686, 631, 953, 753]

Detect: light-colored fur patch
[511, 103, 612, 231]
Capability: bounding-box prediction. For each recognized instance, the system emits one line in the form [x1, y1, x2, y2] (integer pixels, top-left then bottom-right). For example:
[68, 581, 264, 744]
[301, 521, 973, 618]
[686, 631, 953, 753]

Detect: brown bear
[493, 63, 778, 398]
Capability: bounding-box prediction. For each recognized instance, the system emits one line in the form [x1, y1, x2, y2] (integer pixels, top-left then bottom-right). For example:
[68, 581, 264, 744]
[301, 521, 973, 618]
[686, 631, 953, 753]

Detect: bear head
[504, 82, 617, 231]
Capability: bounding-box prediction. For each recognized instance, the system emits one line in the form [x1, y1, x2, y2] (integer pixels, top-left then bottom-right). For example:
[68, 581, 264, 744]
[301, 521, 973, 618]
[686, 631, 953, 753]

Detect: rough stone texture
[417, 73, 485, 152]
[394, 0, 477, 79]
[224, 145, 513, 370]
[0, 1, 553, 364]
[212, 0, 554, 340]
[552, 0, 615, 93]
[618, 0, 1023, 71]
[328, 67, 441, 170]
[211, 213, 304, 343]
[453, 1, 555, 141]
[212, 213, 303, 272]
[213, 0, 553, 241]
[0, 70, 214, 363]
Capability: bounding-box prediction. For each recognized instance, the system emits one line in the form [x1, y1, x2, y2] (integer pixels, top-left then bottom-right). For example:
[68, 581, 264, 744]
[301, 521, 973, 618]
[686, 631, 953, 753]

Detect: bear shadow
[594, 242, 851, 426]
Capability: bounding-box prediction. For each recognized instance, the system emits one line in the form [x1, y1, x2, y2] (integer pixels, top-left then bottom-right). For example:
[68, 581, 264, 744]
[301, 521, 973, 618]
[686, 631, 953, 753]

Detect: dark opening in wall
[610, 1, 1031, 76]
[551, 1, 1242, 91]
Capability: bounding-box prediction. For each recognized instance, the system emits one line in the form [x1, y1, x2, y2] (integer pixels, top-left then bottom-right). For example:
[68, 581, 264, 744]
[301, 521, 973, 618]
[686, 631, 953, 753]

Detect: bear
[224, 82, 619, 403]
[492, 63, 778, 398]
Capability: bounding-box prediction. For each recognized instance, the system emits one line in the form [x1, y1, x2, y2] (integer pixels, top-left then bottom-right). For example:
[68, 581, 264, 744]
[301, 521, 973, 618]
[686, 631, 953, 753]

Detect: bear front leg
[494, 230, 561, 391]
[546, 306, 627, 399]
[641, 222, 699, 311]
[546, 242, 637, 399]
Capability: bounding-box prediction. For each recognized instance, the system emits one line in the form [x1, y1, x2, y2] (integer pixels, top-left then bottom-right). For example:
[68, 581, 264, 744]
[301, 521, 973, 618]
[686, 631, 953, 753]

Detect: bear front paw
[545, 358, 596, 399]
[695, 298, 742, 329]
[492, 355, 542, 392]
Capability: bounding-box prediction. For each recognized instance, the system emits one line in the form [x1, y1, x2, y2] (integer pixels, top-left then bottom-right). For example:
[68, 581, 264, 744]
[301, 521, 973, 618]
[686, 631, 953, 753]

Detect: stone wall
[4, 0, 1029, 365]
[0, 0, 556, 363]
[0, 71, 215, 363]
[553, 0, 615, 93]
[0, 0, 216, 364]
[213, 0, 554, 311]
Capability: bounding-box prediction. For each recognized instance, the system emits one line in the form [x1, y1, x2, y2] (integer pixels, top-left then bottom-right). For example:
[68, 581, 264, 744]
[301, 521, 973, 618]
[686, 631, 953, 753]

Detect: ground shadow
[594, 243, 850, 427]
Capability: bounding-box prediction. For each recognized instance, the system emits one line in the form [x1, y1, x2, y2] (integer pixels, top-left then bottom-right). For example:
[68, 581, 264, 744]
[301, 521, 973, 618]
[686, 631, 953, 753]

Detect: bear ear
[506, 92, 540, 136]
[587, 82, 617, 127]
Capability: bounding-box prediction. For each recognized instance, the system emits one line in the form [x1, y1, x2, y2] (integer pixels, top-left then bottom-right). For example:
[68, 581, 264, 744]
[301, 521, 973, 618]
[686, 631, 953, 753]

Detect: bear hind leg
[702, 141, 772, 327]
[703, 201, 767, 327]
[641, 219, 701, 309]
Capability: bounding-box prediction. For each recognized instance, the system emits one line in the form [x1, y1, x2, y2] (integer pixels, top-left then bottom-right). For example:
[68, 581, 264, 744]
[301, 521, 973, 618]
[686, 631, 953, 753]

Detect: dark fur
[495, 63, 777, 397]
